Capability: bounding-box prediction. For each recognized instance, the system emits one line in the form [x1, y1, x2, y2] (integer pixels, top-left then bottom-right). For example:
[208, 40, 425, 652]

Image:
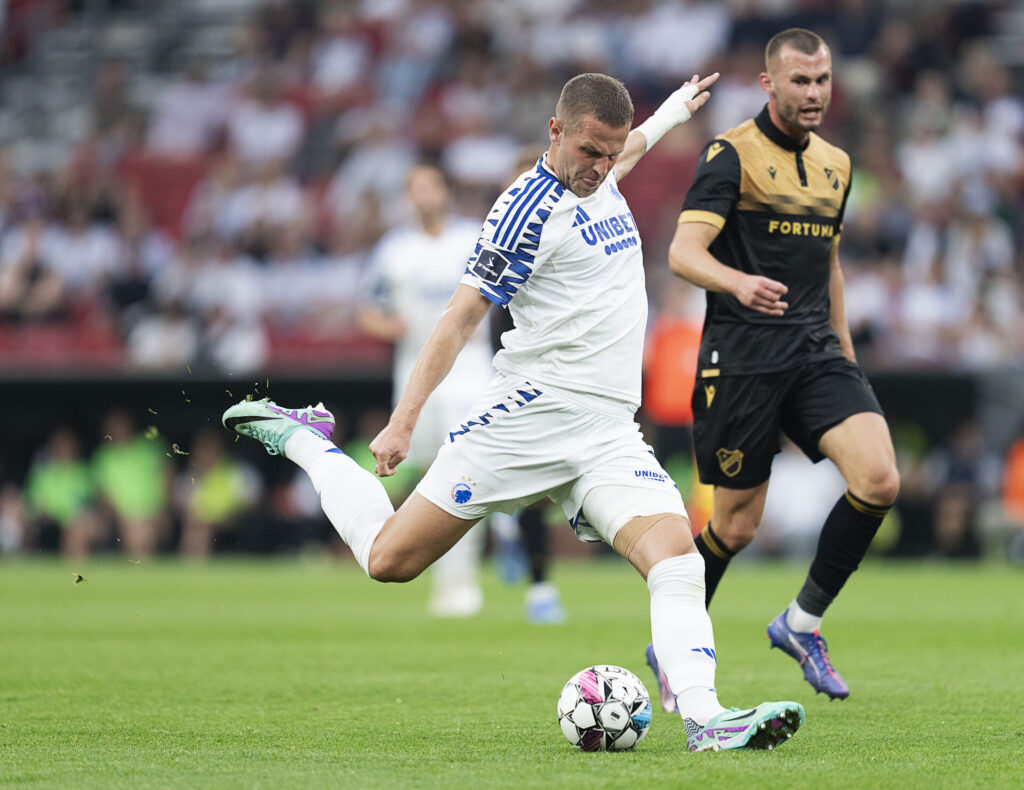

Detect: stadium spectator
[999, 431, 1024, 563]
[0, 479, 25, 553]
[105, 188, 175, 328]
[125, 296, 200, 371]
[47, 199, 121, 310]
[181, 152, 247, 243]
[185, 238, 263, 330]
[0, 210, 68, 323]
[308, 2, 374, 111]
[259, 222, 331, 330]
[373, 0, 455, 107]
[624, 0, 731, 86]
[23, 426, 104, 558]
[92, 408, 171, 559]
[225, 66, 306, 170]
[198, 304, 269, 376]
[659, 28, 900, 702]
[175, 427, 262, 559]
[701, 43, 769, 137]
[144, 60, 230, 158]
[923, 419, 1000, 558]
[321, 106, 418, 236]
[227, 158, 310, 261]
[91, 59, 135, 139]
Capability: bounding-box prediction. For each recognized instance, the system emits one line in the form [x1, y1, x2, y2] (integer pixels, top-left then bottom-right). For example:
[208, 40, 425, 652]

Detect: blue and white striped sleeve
[461, 162, 566, 307]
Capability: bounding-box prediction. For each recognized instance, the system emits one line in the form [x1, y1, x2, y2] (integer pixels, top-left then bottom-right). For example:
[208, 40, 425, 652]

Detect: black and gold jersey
[679, 105, 851, 375]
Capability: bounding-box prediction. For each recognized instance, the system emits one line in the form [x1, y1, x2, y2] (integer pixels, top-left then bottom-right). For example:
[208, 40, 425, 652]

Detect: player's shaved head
[556, 73, 634, 134]
[765, 28, 829, 72]
[760, 27, 832, 140]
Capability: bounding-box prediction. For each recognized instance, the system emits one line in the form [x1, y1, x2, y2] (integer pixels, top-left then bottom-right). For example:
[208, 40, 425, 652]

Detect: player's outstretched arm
[615, 72, 719, 181]
[369, 284, 491, 476]
[669, 220, 789, 316]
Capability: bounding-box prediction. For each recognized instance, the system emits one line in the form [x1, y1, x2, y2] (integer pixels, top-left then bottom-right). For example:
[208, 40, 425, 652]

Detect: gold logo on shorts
[704, 384, 716, 407]
[716, 448, 743, 477]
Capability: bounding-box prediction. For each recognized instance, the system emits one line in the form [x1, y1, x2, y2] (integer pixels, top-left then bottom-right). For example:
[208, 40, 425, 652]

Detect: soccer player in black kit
[645, 28, 899, 705]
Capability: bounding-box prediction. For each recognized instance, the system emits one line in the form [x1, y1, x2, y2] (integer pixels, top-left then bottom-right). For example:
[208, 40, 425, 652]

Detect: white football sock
[284, 429, 392, 575]
[284, 428, 335, 472]
[647, 553, 727, 725]
[785, 599, 823, 633]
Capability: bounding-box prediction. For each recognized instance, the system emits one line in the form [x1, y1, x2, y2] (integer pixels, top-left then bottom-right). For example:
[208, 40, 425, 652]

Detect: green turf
[1, 556, 1022, 789]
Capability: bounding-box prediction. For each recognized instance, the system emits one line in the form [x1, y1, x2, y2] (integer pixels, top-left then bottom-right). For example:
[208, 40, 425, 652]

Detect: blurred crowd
[4, 399, 1024, 564]
[0, 405, 333, 559]
[0, 0, 1021, 374]
[1, 0, 1024, 561]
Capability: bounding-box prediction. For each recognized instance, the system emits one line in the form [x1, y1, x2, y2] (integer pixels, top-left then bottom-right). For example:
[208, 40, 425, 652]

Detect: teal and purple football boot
[685, 701, 804, 752]
[223, 399, 335, 456]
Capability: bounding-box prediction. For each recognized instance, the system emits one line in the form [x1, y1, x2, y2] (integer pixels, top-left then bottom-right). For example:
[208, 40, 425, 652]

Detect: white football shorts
[415, 372, 687, 546]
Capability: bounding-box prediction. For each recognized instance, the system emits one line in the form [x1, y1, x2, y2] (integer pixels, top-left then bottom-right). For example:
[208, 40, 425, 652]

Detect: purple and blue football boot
[645, 642, 679, 714]
[767, 609, 850, 700]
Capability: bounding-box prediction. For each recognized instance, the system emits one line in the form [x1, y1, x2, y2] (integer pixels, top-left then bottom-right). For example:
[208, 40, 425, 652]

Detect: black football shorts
[691, 357, 883, 489]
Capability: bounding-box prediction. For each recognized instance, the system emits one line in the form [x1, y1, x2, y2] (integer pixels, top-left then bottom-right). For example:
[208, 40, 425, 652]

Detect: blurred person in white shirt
[358, 162, 492, 617]
[145, 60, 231, 158]
[226, 67, 306, 169]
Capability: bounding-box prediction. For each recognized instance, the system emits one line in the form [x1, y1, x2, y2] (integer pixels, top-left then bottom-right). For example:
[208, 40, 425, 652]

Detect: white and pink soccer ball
[557, 665, 652, 751]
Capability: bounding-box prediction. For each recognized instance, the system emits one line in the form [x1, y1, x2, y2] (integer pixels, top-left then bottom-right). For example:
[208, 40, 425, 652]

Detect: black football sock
[694, 522, 735, 607]
[797, 490, 891, 616]
[519, 507, 548, 585]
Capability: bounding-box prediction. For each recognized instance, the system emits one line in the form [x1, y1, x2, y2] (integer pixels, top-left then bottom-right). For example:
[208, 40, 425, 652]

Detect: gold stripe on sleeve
[678, 209, 726, 229]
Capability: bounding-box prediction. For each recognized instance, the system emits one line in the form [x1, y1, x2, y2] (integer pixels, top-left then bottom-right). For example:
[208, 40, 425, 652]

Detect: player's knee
[616, 513, 695, 578]
[716, 516, 758, 552]
[859, 462, 900, 506]
[367, 548, 424, 584]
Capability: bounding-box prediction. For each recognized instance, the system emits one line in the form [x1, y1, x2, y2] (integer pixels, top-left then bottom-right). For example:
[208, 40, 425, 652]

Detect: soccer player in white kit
[359, 163, 492, 618]
[224, 72, 805, 751]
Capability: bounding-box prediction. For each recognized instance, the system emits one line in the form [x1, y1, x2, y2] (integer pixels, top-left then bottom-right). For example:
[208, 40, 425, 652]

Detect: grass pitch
[2, 555, 1022, 789]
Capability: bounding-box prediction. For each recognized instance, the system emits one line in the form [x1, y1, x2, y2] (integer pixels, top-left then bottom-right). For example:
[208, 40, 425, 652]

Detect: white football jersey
[460, 157, 646, 412]
[365, 214, 494, 408]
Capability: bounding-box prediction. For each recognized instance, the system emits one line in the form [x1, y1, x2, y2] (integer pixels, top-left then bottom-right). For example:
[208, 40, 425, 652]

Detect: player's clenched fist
[369, 423, 410, 477]
[734, 273, 789, 316]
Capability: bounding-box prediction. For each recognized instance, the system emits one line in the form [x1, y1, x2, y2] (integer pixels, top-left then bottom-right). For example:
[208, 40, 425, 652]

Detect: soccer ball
[557, 665, 652, 751]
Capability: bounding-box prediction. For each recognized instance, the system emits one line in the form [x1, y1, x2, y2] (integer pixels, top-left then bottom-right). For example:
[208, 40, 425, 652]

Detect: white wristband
[634, 83, 700, 149]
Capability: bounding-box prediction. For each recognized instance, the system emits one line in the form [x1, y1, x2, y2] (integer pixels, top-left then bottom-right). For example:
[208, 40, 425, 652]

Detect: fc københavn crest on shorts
[450, 476, 477, 504]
